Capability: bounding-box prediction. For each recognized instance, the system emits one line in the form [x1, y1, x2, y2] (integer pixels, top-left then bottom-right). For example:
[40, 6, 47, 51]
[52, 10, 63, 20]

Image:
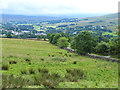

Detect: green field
[2, 38, 118, 88]
[102, 32, 118, 36]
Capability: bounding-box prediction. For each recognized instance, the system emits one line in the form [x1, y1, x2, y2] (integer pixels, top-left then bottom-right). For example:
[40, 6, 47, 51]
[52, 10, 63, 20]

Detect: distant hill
[75, 13, 118, 30]
[1, 14, 63, 23]
[1, 13, 109, 24]
[1, 13, 118, 31]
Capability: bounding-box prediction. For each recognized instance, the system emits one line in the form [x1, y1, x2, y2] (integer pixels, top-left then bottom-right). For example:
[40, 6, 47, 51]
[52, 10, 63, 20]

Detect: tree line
[47, 31, 120, 59]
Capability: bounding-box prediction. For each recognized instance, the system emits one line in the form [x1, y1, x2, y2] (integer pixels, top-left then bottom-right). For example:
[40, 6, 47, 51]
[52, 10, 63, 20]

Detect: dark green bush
[95, 41, 109, 55]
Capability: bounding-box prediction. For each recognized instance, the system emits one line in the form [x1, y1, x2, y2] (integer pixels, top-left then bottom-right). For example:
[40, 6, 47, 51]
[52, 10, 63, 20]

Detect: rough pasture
[2, 38, 118, 88]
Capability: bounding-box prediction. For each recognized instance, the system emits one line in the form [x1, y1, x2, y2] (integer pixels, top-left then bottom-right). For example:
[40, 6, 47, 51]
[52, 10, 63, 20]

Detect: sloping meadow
[2, 38, 118, 88]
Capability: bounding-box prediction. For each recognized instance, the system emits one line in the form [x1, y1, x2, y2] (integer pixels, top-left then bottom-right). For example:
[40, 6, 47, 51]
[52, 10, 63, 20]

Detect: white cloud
[1, 0, 119, 15]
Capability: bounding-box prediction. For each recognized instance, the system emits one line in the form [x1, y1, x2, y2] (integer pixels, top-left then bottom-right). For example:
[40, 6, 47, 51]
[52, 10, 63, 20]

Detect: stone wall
[63, 47, 120, 63]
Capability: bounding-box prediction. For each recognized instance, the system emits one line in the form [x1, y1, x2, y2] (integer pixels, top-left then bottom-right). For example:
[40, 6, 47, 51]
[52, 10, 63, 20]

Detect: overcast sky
[0, 0, 119, 16]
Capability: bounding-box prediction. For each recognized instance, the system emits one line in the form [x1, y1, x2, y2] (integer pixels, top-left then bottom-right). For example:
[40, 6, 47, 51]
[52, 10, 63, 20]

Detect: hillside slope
[76, 13, 118, 30]
[2, 38, 118, 88]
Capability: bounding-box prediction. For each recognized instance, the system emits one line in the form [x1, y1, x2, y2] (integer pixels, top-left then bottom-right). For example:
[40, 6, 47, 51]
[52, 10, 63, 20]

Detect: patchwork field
[2, 38, 118, 88]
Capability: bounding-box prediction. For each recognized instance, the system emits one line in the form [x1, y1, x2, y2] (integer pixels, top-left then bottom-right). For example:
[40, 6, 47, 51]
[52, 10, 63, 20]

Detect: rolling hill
[75, 13, 118, 30]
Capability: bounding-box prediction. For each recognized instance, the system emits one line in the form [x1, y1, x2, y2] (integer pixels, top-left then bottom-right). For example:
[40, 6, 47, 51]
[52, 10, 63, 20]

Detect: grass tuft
[25, 58, 31, 62]
[65, 69, 85, 82]
[21, 69, 27, 74]
[2, 63, 9, 70]
[41, 58, 44, 61]
[73, 61, 77, 64]
[29, 68, 35, 74]
[38, 68, 49, 73]
[9, 60, 17, 64]
[52, 57, 66, 62]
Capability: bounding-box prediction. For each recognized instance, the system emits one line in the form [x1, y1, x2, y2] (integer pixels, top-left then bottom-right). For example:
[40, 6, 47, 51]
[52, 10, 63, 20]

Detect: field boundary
[63, 47, 120, 63]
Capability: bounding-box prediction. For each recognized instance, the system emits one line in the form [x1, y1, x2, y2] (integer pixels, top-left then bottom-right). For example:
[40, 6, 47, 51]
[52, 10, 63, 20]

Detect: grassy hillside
[76, 13, 118, 30]
[2, 38, 118, 88]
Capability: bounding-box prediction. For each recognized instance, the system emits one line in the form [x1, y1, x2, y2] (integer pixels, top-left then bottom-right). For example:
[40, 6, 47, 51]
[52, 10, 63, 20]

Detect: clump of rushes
[59, 52, 62, 54]
[2, 63, 9, 70]
[9, 55, 13, 58]
[52, 57, 66, 62]
[34, 72, 62, 88]
[41, 58, 44, 61]
[69, 54, 72, 57]
[9, 60, 17, 64]
[65, 69, 85, 82]
[38, 68, 49, 73]
[73, 61, 77, 64]
[14, 56, 17, 58]
[67, 51, 69, 53]
[27, 54, 30, 55]
[42, 80, 54, 89]
[28, 62, 31, 65]
[64, 54, 68, 57]
[21, 69, 27, 74]
[29, 68, 35, 74]
[2, 74, 32, 88]
[52, 55, 54, 57]
[25, 58, 31, 62]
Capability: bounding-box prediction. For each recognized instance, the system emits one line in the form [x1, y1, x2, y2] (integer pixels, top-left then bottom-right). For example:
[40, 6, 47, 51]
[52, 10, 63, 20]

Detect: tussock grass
[21, 69, 27, 74]
[34, 72, 63, 88]
[25, 58, 31, 62]
[9, 60, 17, 64]
[2, 38, 118, 88]
[52, 57, 67, 62]
[2, 74, 32, 88]
[2, 63, 9, 70]
[73, 61, 77, 64]
[29, 68, 35, 74]
[65, 69, 85, 82]
[38, 68, 49, 73]
[41, 58, 44, 61]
